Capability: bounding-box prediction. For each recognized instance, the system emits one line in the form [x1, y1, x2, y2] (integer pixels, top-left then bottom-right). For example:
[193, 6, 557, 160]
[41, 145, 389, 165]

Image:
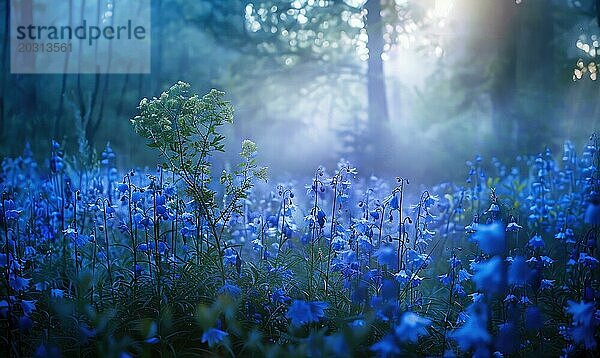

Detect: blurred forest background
[0, 0, 599, 183]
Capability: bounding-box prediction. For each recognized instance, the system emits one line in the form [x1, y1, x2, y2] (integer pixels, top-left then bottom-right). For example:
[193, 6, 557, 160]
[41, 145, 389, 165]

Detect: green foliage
[131, 82, 267, 284]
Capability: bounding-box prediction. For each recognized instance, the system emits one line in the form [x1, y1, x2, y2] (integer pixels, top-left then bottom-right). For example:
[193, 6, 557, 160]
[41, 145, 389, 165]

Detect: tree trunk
[365, 0, 389, 125]
[488, 1, 518, 154]
[517, 0, 556, 152]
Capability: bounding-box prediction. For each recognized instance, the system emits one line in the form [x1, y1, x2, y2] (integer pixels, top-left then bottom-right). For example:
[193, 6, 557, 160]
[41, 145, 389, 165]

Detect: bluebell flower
[472, 256, 504, 295]
[439, 273, 452, 286]
[449, 256, 462, 268]
[451, 303, 491, 352]
[454, 283, 467, 296]
[201, 328, 228, 347]
[390, 194, 399, 210]
[380, 279, 397, 301]
[406, 249, 430, 269]
[3, 199, 21, 220]
[540, 279, 554, 290]
[350, 319, 366, 328]
[286, 300, 328, 327]
[540, 255, 554, 266]
[157, 241, 168, 254]
[486, 203, 500, 214]
[10, 276, 30, 291]
[471, 223, 505, 255]
[527, 234, 544, 249]
[508, 256, 531, 286]
[218, 283, 242, 300]
[21, 300, 36, 316]
[371, 334, 401, 356]
[496, 322, 518, 354]
[370, 211, 380, 220]
[223, 248, 237, 266]
[271, 288, 290, 304]
[180, 225, 196, 237]
[316, 209, 326, 228]
[267, 215, 278, 228]
[117, 183, 128, 193]
[394, 312, 431, 342]
[458, 268, 472, 282]
[566, 301, 595, 327]
[357, 235, 374, 252]
[131, 191, 143, 203]
[324, 333, 349, 357]
[584, 201, 600, 225]
[506, 222, 523, 232]
[395, 270, 410, 285]
[571, 325, 597, 350]
[374, 246, 396, 268]
[578, 252, 599, 267]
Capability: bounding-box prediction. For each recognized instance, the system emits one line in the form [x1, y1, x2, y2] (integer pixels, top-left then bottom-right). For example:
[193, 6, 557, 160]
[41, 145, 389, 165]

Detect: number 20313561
[17, 42, 72, 53]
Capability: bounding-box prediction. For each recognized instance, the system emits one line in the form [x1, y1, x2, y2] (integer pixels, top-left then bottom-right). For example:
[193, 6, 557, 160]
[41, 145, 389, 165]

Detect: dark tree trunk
[488, 1, 518, 153]
[515, 0, 557, 152]
[365, 0, 389, 125]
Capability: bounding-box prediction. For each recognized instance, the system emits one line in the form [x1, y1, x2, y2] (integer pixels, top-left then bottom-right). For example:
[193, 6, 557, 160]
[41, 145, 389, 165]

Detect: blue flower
[271, 288, 290, 304]
[381, 279, 397, 301]
[286, 300, 328, 327]
[374, 246, 396, 268]
[223, 248, 237, 266]
[566, 301, 595, 327]
[439, 273, 452, 286]
[471, 223, 505, 255]
[394, 312, 431, 342]
[451, 302, 491, 352]
[508, 256, 531, 286]
[117, 183, 128, 193]
[371, 334, 401, 356]
[201, 328, 228, 347]
[3, 199, 21, 220]
[157, 241, 168, 254]
[527, 234, 544, 249]
[10, 276, 30, 291]
[506, 222, 523, 232]
[472, 256, 504, 295]
[496, 322, 518, 354]
[350, 319, 366, 328]
[571, 325, 597, 350]
[540, 279, 554, 290]
[317, 209, 326, 228]
[218, 283, 242, 300]
[390, 195, 399, 210]
[21, 300, 36, 316]
[457, 268, 472, 283]
[584, 202, 600, 225]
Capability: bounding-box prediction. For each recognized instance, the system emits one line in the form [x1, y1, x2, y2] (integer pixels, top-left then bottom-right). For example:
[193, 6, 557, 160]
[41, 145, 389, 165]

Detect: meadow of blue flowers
[1, 83, 599, 357]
